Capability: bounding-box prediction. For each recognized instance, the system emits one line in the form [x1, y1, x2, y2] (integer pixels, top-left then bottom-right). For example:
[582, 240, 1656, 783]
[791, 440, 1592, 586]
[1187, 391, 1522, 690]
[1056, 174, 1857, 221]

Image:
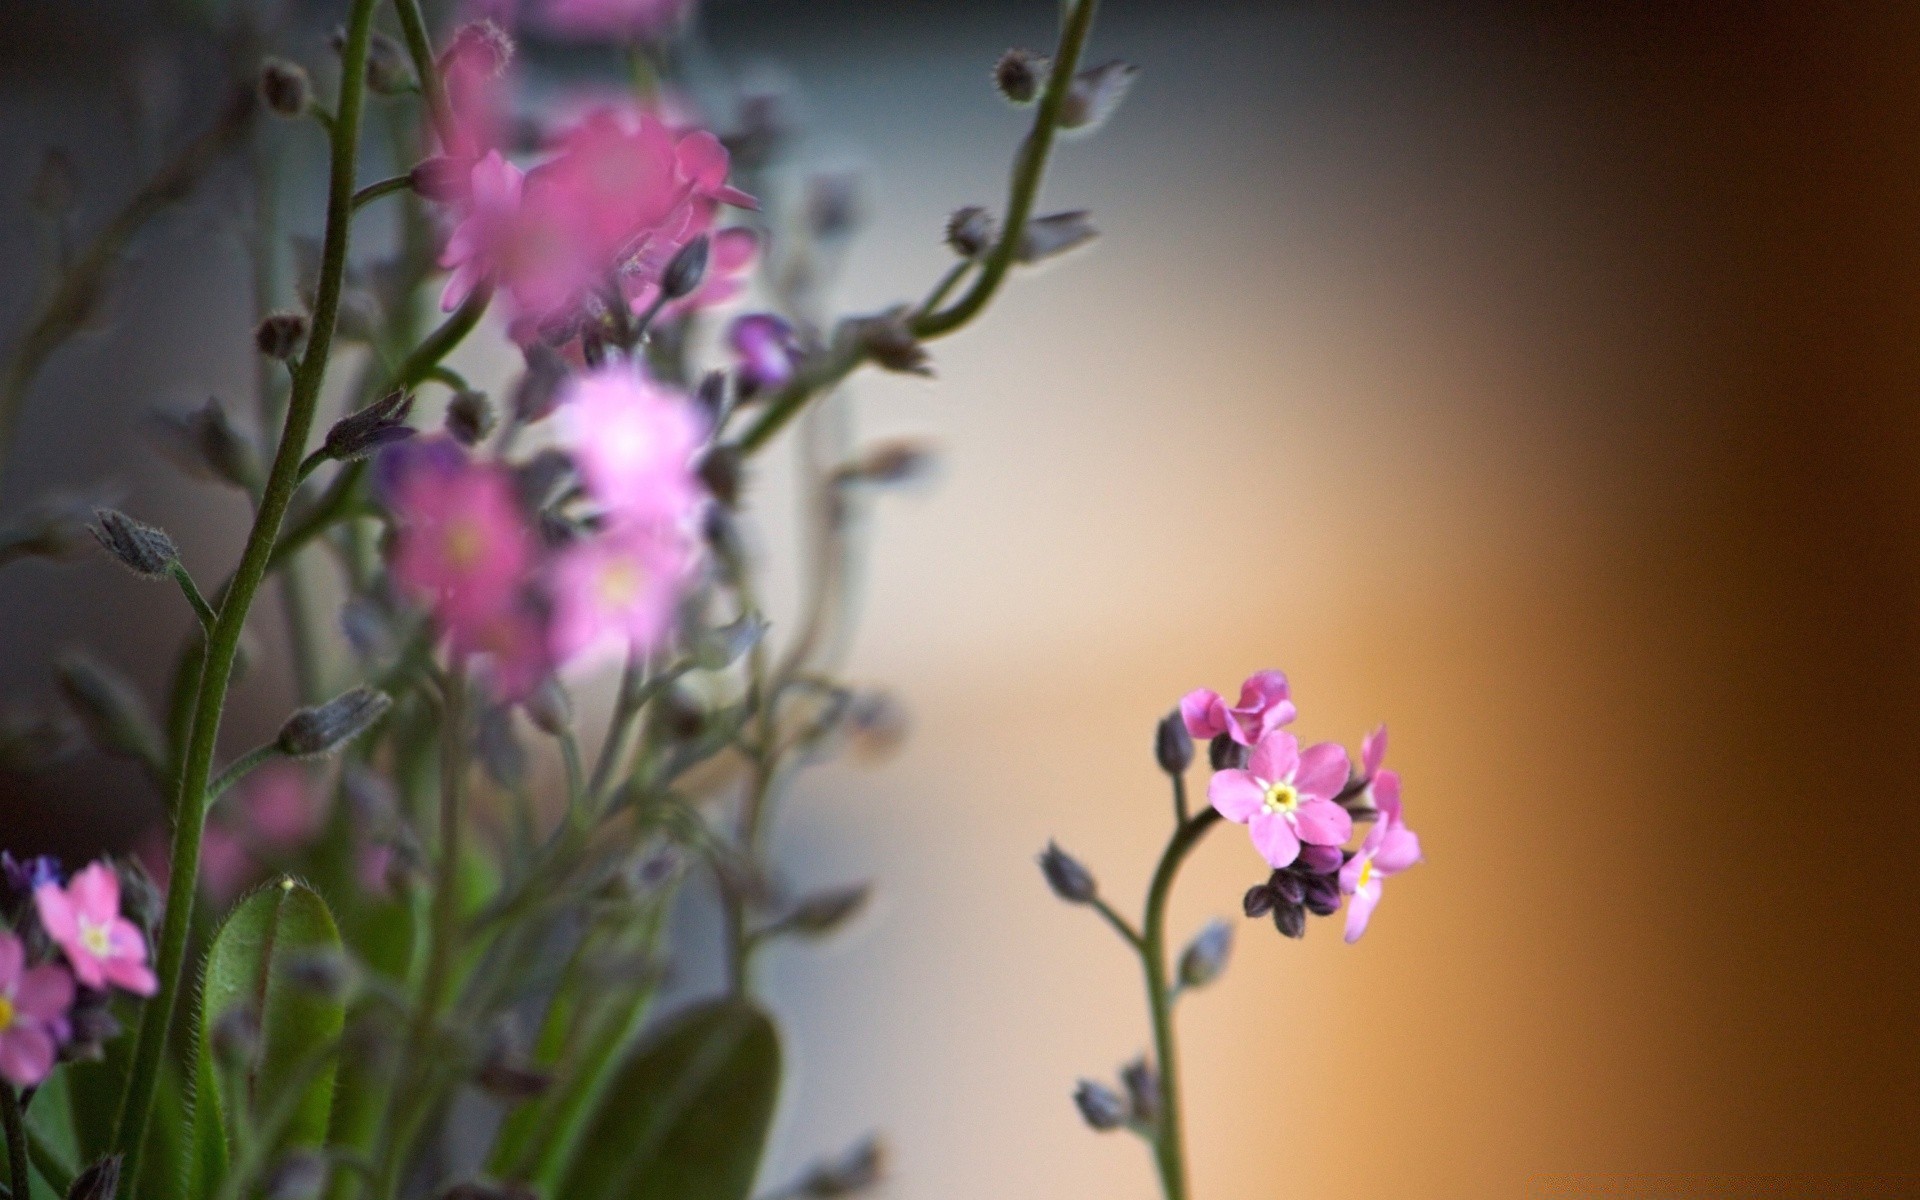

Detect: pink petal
[710, 226, 758, 270]
[1248, 811, 1302, 869]
[31, 886, 75, 945]
[1247, 731, 1299, 785]
[1297, 843, 1344, 875]
[1339, 850, 1370, 894]
[1361, 723, 1388, 777]
[1292, 741, 1350, 802]
[1236, 669, 1290, 711]
[1343, 882, 1381, 944]
[0, 1028, 54, 1087]
[0, 933, 21, 988]
[70, 862, 119, 924]
[13, 966, 72, 1021]
[1292, 797, 1353, 847]
[103, 959, 157, 997]
[1179, 689, 1226, 739]
[1374, 826, 1424, 875]
[674, 130, 729, 190]
[1207, 770, 1265, 823]
[1371, 769, 1403, 824]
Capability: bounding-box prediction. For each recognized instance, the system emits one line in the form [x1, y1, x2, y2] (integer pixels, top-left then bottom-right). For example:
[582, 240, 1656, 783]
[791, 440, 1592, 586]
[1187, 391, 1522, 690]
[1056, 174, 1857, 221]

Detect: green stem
[350, 173, 413, 212]
[420, 664, 469, 1026]
[586, 651, 646, 804]
[1139, 806, 1220, 1200]
[389, 0, 457, 151]
[169, 563, 216, 633]
[205, 741, 282, 805]
[1, 1089, 27, 1200]
[111, 0, 381, 1186]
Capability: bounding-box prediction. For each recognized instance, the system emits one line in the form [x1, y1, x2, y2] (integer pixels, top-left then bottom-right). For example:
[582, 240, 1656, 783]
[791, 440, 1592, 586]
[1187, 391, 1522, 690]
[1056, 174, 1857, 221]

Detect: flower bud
[786, 884, 871, 938]
[728, 314, 799, 397]
[476, 703, 527, 791]
[839, 439, 935, 487]
[67, 1155, 121, 1200]
[1243, 884, 1276, 919]
[511, 344, 569, 424]
[1302, 874, 1342, 917]
[693, 611, 766, 670]
[255, 311, 309, 361]
[59, 988, 120, 1063]
[522, 678, 572, 738]
[89, 509, 177, 579]
[115, 855, 162, 934]
[660, 234, 710, 301]
[793, 1135, 886, 1197]
[258, 58, 311, 118]
[1208, 733, 1247, 771]
[322, 389, 415, 463]
[993, 48, 1048, 104]
[1154, 710, 1192, 775]
[1016, 210, 1098, 264]
[1273, 902, 1307, 939]
[1072, 1080, 1129, 1131]
[698, 445, 743, 508]
[439, 20, 514, 79]
[262, 1151, 327, 1200]
[364, 32, 416, 95]
[275, 686, 392, 758]
[445, 390, 496, 446]
[1058, 59, 1138, 132]
[1038, 841, 1096, 904]
[945, 206, 997, 258]
[851, 310, 931, 376]
[409, 156, 470, 204]
[1177, 919, 1233, 989]
[1120, 1057, 1159, 1127]
[211, 1004, 262, 1070]
[56, 652, 164, 768]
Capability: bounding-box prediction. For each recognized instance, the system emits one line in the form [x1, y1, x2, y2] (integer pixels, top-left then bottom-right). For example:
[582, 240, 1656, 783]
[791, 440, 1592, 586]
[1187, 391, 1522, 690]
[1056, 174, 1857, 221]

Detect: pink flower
[554, 366, 707, 525]
[386, 440, 539, 648]
[548, 524, 695, 670]
[439, 21, 514, 161]
[34, 862, 156, 996]
[0, 931, 72, 1087]
[535, 0, 695, 41]
[728, 313, 798, 395]
[1340, 770, 1423, 943]
[1208, 731, 1352, 869]
[238, 763, 319, 849]
[1180, 670, 1297, 746]
[438, 151, 528, 313]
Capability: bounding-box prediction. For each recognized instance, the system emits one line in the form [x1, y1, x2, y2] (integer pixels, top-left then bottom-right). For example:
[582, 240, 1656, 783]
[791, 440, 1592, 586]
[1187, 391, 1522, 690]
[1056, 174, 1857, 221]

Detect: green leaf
[190, 877, 346, 1193]
[556, 1000, 781, 1200]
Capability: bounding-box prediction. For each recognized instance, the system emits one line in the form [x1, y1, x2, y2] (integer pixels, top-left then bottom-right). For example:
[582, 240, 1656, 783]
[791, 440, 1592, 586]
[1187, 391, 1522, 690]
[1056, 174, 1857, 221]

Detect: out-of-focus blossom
[535, 0, 695, 41]
[548, 525, 695, 670]
[728, 313, 798, 395]
[459, 600, 555, 702]
[554, 366, 707, 525]
[237, 762, 320, 849]
[1340, 770, 1423, 943]
[135, 824, 253, 905]
[440, 20, 515, 161]
[386, 439, 538, 649]
[439, 151, 527, 313]
[1208, 731, 1351, 869]
[1180, 670, 1297, 746]
[0, 931, 72, 1086]
[34, 863, 156, 995]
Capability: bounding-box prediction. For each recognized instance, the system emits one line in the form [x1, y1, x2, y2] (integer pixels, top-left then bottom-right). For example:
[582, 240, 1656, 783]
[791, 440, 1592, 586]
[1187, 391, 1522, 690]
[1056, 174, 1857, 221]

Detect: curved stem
[111, 0, 381, 1185]
[351, 173, 413, 212]
[1139, 805, 1220, 1200]
[205, 741, 282, 805]
[389, 0, 457, 151]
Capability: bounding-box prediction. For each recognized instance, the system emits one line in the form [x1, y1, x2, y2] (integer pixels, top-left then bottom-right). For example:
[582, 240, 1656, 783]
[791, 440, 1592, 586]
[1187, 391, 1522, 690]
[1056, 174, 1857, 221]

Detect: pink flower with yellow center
[554, 365, 707, 526]
[547, 524, 694, 670]
[1208, 730, 1352, 869]
[1180, 669, 1297, 747]
[1340, 770, 1423, 943]
[386, 440, 538, 649]
[0, 931, 72, 1087]
[34, 862, 156, 995]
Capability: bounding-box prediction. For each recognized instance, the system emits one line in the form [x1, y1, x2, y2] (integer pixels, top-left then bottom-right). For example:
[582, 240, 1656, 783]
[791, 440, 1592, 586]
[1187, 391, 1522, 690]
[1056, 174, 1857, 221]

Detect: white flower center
[1261, 778, 1300, 817]
[80, 918, 112, 958]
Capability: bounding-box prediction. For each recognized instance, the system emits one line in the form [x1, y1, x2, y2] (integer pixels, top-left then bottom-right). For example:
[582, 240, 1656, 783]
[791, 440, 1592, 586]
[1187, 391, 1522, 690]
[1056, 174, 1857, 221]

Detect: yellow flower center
[1261, 779, 1300, 816]
[598, 559, 646, 608]
[80, 919, 112, 958]
[0, 996, 15, 1032]
[445, 520, 487, 571]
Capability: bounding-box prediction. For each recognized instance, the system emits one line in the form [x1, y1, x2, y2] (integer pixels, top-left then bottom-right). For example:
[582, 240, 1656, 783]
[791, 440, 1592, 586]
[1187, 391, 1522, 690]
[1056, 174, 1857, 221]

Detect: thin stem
[420, 663, 469, 1026]
[26, 1124, 72, 1196]
[169, 563, 216, 633]
[1091, 895, 1144, 950]
[205, 741, 282, 805]
[1138, 806, 1221, 1200]
[587, 650, 647, 804]
[389, 0, 457, 151]
[1171, 771, 1189, 825]
[111, 0, 381, 1184]
[1, 1088, 27, 1200]
[351, 173, 413, 212]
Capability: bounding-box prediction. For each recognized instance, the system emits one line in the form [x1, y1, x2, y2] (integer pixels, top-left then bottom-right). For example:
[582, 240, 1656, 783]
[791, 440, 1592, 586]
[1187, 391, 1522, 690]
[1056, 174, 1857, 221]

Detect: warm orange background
[3, 2, 1918, 1197]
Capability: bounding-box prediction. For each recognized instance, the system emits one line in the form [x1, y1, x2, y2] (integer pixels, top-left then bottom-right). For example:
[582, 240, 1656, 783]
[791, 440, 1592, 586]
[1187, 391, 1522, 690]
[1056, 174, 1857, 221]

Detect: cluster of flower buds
[0, 857, 155, 1085]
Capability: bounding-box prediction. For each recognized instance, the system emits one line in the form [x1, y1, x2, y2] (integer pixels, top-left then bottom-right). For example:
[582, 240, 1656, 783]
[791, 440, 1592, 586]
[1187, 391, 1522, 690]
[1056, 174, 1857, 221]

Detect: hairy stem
[1139, 804, 1221, 1200]
[111, 0, 380, 1185]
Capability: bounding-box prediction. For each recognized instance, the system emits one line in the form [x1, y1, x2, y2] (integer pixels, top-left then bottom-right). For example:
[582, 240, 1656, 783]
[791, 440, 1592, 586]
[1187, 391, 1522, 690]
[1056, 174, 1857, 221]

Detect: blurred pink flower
[535, 0, 695, 41]
[1180, 670, 1297, 746]
[727, 313, 798, 394]
[388, 442, 538, 650]
[1208, 731, 1352, 869]
[0, 931, 72, 1086]
[438, 151, 530, 313]
[548, 524, 695, 670]
[34, 862, 156, 995]
[1340, 770, 1423, 943]
[554, 365, 707, 525]
[440, 20, 515, 161]
[238, 762, 320, 849]
[458, 600, 555, 702]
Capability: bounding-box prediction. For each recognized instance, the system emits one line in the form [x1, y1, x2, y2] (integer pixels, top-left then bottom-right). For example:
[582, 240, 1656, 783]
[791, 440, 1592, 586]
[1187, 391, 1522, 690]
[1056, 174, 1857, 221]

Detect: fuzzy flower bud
[1073, 1080, 1129, 1131]
[275, 686, 392, 758]
[1154, 710, 1193, 775]
[698, 445, 742, 509]
[254, 311, 309, 361]
[321, 390, 415, 463]
[408, 156, 469, 204]
[1209, 732, 1248, 771]
[945, 206, 996, 258]
[445, 390, 496, 446]
[89, 509, 177, 579]
[1120, 1057, 1159, 1127]
[993, 48, 1049, 104]
[793, 1135, 886, 1197]
[522, 679, 573, 738]
[1039, 841, 1096, 904]
[660, 234, 711, 302]
[851, 310, 931, 376]
[67, 1156, 122, 1200]
[1177, 919, 1233, 989]
[258, 58, 311, 118]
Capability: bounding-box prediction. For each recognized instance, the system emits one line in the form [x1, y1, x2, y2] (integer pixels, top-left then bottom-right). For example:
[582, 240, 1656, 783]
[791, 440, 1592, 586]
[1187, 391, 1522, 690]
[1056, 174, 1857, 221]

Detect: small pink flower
[1180, 670, 1297, 746]
[728, 313, 798, 395]
[554, 366, 707, 525]
[535, 0, 695, 41]
[1208, 731, 1352, 869]
[34, 862, 156, 996]
[547, 524, 695, 670]
[1340, 770, 1423, 943]
[0, 931, 72, 1087]
[387, 441, 539, 648]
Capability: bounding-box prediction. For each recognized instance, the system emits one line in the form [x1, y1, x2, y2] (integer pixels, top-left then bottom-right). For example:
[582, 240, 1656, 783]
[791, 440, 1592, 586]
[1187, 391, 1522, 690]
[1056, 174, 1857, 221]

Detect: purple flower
[1180, 670, 1297, 746]
[1208, 730, 1352, 869]
[727, 313, 798, 395]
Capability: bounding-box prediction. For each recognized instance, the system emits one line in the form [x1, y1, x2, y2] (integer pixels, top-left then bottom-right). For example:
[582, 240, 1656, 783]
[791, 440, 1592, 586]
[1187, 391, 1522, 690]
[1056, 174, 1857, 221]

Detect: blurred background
[3, 1, 1919, 1197]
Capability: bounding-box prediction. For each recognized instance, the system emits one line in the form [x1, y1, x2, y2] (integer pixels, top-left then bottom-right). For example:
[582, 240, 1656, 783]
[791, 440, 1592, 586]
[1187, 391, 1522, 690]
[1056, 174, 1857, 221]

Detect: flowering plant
[0, 2, 1421, 1199]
